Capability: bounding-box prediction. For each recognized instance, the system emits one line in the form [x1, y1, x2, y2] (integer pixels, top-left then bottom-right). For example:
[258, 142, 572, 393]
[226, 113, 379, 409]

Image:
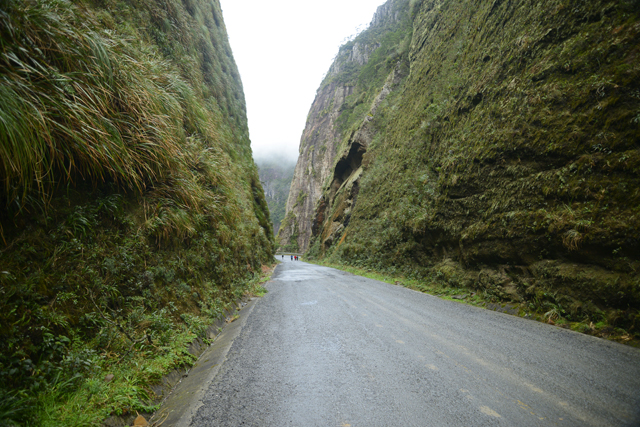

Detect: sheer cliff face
[277, 0, 411, 252]
[277, 81, 344, 252]
[297, 0, 640, 336]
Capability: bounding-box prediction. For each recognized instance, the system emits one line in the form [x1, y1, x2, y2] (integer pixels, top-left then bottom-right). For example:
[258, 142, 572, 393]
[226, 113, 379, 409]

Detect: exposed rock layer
[278, 0, 411, 252]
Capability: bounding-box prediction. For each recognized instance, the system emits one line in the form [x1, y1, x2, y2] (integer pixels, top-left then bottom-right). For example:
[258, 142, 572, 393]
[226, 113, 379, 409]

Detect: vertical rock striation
[278, 0, 412, 252]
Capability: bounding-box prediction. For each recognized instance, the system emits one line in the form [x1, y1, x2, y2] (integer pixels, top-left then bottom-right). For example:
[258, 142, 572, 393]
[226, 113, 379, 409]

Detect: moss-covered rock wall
[305, 0, 640, 340]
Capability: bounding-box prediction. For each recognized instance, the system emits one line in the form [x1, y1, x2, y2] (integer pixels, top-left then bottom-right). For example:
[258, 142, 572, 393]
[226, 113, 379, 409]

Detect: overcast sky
[220, 0, 386, 163]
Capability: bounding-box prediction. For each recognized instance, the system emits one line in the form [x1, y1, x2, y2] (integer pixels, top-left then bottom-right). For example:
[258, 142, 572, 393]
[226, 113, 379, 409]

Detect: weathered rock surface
[278, 0, 411, 252]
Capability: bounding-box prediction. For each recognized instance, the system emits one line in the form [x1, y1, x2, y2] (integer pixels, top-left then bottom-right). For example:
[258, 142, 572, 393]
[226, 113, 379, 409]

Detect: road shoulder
[149, 297, 259, 426]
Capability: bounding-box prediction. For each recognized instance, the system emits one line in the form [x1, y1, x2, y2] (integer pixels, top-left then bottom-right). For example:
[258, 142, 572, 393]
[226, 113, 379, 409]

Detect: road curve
[190, 260, 640, 427]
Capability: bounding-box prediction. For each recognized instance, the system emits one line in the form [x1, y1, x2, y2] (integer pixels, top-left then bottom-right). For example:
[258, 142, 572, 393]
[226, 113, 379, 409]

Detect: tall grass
[0, 0, 222, 215]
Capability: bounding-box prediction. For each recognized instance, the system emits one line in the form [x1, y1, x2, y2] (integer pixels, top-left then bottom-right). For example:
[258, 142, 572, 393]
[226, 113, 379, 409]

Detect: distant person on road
[291, 255, 293, 261]
[281, 255, 283, 259]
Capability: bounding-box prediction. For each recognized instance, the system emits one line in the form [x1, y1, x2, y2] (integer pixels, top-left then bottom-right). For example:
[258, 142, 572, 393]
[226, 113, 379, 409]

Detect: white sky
[220, 0, 386, 163]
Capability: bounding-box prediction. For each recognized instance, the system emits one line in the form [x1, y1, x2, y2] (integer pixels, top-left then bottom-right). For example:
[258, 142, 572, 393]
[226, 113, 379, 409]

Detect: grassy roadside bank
[308, 258, 639, 348]
[0, 0, 275, 425]
[0, 263, 276, 427]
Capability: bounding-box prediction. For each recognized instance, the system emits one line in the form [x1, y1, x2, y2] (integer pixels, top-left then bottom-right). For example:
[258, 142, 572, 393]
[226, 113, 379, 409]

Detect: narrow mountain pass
[190, 260, 640, 427]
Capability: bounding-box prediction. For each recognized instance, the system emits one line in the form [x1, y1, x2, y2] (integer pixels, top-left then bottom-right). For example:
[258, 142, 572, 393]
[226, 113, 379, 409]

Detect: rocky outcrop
[276, 79, 344, 252]
[278, 0, 412, 252]
[314, 62, 406, 251]
[299, 0, 640, 339]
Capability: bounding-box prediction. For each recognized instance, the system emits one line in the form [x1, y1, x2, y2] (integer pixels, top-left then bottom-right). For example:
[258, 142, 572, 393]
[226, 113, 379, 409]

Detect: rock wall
[302, 0, 640, 338]
[276, 80, 344, 252]
[278, 0, 412, 252]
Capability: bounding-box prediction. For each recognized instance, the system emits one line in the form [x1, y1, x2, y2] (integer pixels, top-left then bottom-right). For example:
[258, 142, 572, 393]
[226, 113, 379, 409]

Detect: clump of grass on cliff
[2, 0, 172, 199]
[0, 0, 231, 219]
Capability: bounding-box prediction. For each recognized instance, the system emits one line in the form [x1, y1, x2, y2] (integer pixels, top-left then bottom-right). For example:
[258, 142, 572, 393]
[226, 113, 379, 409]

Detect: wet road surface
[189, 260, 640, 426]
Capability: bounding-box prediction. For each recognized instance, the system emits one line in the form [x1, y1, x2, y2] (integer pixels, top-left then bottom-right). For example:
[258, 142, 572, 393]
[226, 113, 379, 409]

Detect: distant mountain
[257, 158, 296, 235]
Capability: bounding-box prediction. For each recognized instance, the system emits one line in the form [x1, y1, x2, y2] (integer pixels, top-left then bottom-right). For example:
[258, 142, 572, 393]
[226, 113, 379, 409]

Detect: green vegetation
[326, 1, 413, 138]
[0, 0, 273, 424]
[294, 191, 308, 208]
[305, 0, 640, 344]
[278, 211, 300, 253]
[256, 157, 296, 234]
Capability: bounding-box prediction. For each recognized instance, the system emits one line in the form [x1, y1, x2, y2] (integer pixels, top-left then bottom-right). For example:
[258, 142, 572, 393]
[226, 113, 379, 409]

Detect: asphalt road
[189, 259, 640, 427]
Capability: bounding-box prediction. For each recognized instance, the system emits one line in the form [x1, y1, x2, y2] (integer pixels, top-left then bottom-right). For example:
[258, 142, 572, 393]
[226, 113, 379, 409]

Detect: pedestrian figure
[291, 255, 293, 261]
[281, 255, 284, 259]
